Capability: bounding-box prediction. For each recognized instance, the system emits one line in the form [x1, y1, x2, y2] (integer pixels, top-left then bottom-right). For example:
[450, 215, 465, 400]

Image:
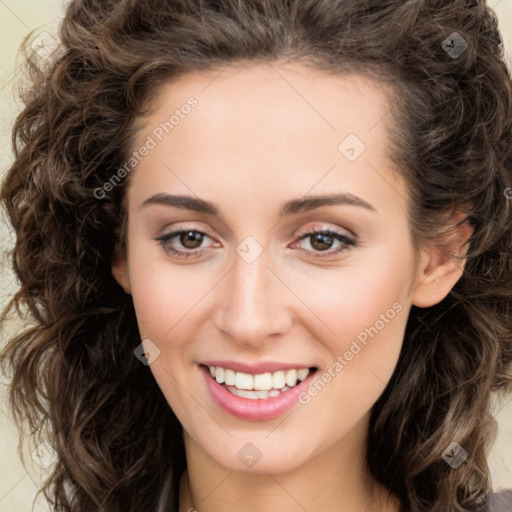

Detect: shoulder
[489, 490, 512, 511]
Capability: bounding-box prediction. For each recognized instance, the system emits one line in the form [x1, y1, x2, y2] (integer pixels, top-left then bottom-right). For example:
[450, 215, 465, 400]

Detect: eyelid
[156, 222, 217, 240]
[294, 222, 356, 240]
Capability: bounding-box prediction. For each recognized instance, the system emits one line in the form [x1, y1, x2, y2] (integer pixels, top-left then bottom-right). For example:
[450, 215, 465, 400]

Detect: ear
[410, 212, 473, 308]
[111, 243, 131, 294]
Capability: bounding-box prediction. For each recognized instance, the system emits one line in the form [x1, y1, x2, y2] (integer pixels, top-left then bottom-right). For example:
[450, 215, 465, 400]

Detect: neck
[177, 417, 399, 512]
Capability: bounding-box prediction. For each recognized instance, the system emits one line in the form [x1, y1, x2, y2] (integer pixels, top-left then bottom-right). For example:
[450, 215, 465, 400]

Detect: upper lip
[200, 360, 316, 374]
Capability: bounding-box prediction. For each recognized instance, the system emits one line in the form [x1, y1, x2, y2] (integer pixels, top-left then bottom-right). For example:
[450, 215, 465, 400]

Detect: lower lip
[200, 365, 317, 421]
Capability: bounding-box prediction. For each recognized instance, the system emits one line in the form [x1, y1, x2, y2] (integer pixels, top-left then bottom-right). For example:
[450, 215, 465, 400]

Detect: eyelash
[154, 227, 357, 260]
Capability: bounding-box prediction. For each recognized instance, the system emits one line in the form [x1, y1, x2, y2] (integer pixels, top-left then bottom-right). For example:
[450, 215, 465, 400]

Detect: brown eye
[179, 231, 204, 249]
[294, 228, 356, 258]
[154, 229, 214, 258]
[309, 232, 335, 251]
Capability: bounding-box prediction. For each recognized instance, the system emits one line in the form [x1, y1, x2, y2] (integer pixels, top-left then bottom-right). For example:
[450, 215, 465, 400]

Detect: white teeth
[285, 369, 298, 387]
[236, 389, 259, 399]
[272, 371, 286, 389]
[215, 367, 225, 384]
[235, 372, 253, 390]
[207, 365, 312, 394]
[225, 387, 284, 399]
[253, 372, 272, 390]
[297, 368, 309, 381]
[224, 369, 236, 386]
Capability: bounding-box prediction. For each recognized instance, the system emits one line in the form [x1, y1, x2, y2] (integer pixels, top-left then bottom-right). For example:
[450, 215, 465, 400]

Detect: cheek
[285, 247, 414, 412]
[126, 253, 207, 423]
[290, 246, 413, 347]
[127, 250, 211, 342]
[294, 263, 410, 431]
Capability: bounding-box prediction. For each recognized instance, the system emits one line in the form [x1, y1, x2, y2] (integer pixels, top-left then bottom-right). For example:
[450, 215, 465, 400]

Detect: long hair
[1, 1, 511, 510]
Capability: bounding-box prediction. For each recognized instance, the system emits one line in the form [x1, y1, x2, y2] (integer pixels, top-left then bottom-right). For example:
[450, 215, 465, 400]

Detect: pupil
[312, 233, 332, 251]
[182, 231, 202, 249]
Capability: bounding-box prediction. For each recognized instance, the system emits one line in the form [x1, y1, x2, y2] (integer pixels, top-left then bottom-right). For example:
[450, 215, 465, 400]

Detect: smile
[199, 364, 318, 420]
[207, 365, 311, 399]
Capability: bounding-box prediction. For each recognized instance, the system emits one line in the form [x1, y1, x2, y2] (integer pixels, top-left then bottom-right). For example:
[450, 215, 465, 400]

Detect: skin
[112, 61, 472, 512]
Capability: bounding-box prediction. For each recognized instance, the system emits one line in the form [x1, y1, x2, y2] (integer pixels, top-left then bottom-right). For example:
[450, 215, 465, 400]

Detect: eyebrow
[140, 192, 377, 216]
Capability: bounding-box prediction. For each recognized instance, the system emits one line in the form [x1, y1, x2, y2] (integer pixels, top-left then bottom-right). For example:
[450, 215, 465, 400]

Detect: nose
[213, 245, 292, 348]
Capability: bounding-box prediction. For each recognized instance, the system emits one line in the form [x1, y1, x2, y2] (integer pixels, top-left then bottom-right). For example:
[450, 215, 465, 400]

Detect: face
[111, 62, 459, 475]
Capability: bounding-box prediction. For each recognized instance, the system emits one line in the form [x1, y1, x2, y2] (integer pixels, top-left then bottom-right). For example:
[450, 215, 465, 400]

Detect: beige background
[1, 1, 512, 510]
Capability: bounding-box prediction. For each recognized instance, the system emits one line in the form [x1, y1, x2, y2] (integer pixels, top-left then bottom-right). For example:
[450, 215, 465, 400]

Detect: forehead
[126, 62, 407, 219]
[136, 61, 393, 144]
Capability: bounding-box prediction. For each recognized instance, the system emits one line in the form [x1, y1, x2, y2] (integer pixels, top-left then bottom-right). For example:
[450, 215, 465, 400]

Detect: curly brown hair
[1, 0, 512, 511]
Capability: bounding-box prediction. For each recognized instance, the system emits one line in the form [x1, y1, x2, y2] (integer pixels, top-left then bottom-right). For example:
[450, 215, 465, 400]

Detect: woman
[1, 0, 511, 511]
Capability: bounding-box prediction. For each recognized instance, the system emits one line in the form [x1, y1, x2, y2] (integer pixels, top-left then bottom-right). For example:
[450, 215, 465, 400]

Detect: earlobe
[410, 217, 473, 308]
[111, 244, 131, 294]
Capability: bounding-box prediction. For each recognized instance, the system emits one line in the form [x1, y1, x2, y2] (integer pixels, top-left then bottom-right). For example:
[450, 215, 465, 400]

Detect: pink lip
[200, 364, 317, 421]
[200, 360, 314, 374]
